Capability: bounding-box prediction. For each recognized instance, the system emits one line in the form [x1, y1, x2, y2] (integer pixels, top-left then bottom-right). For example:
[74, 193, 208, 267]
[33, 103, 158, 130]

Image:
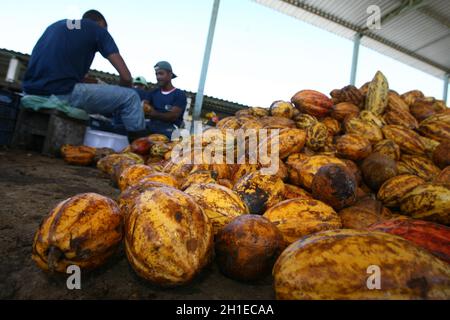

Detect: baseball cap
[133, 76, 148, 86]
[154, 61, 177, 79]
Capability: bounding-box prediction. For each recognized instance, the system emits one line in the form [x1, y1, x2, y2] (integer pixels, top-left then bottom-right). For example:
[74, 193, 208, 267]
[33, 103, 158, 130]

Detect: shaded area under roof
[254, 0, 450, 79]
[0, 48, 248, 117]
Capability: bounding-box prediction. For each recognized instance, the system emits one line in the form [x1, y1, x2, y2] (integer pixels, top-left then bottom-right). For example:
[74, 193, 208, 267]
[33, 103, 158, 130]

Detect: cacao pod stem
[47, 246, 63, 273]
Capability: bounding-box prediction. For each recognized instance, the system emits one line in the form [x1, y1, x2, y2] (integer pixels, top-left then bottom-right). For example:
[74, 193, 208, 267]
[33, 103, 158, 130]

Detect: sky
[0, 0, 447, 106]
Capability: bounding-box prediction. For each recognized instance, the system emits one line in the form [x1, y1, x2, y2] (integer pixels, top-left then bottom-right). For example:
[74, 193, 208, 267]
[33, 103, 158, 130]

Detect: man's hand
[107, 53, 132, 87]
[143, 100, 154, 116]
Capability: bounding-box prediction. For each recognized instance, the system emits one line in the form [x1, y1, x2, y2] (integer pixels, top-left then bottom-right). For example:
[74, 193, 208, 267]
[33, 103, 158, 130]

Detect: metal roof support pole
[350, 33, 361, 86]
[444, 73, 449, 104]
[191, 0, 221, 134]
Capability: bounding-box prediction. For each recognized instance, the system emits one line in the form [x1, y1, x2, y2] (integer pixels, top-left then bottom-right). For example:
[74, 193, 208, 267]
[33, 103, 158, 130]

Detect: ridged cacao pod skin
[216, 116, 241, 130]
[435, 166, 450, 186]
[121, 152, 146, 164]
[322, 117, 341, 136]
[60, 145, 96, 166]
[418, 113, 450, 143]
[344, 117, 383, 143]
[147, 134, 170, 144]
[331, 102, 360, 122]
[306, 122, 329, 151]
[150, 142, 171, 157]
[294, 114, 318, 129]
[365, 71, 389, 116]
[361, 153, 398, 191]
[185, 183, 248, 235]
[118, 181, 169, 221]
[191, 163, 231, 180]
[293, 155, 346, 190]
[382, 125, 426, 155]
[400, 184, 450, 225]
[111, 158, 138, 185]
[32, 193, 123, 273]
[163, 155, 195, 180]
[235, 109, 253, 118]
[387, 92, 410, 113]
[359, 110, 386, 128]
[215, 215, 285, 281]
[291, 90, 333, 118]
[93, 147, 115, 164]
[330, 85, 364, 107]
[368, 217, 450, 263]
[384, 107, 419, 130]
[273, 229, 450, 300]
[130, 137, 152, 155]
[377, 174, 426, 208]
[250, 106, 269, 118]
[233, 171, 285, 215]
[136, 172, 179, 189]
[180, 170, 217, 190]
[373, 139, 401, 161]
[239, 117, 264, 130]
[401, 90, 424, 106]
[269, 101, 295, 119]
[276, 128, 307, 159]
[283, 184, 312, 200]
[341, 159, 362, 185]
[230, 163, 259, 185]
[311, 164, 357, 210]
[125, 187, 213, 287]
[433, 141, 450, 169]
[399, 154, 441, 181]
[218, 179, 234, 189]
[420, 136, 440, 154]
[118, 164, 154, 191]
[410, 98, 437, 122]
[336, 134, 372, 161]
[97, 154, 143, 176]
[359, 82, 370, 96]
[263, 198, 341, 245]
[260, 116, 296, 129]
[338, 197, 393, 229]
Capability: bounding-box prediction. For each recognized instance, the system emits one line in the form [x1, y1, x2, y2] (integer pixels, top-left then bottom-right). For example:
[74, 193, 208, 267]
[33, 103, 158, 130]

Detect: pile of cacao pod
[35, 71, 450, 299]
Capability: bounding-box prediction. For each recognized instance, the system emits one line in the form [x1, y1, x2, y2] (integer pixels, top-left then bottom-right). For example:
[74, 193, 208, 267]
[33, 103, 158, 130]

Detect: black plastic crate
[0, 130, 14, 145]
[0, 90, 20, 120]
[0, 104, 19, 120]
[0, 118, 16, 132]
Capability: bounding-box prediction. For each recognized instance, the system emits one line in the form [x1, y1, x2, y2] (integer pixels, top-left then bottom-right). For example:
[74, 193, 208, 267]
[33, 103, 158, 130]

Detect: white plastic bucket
[83, 128, 129, 152]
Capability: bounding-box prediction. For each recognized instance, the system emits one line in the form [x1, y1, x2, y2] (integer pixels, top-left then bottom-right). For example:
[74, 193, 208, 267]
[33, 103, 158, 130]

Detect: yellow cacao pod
[273, 229, 450, 300]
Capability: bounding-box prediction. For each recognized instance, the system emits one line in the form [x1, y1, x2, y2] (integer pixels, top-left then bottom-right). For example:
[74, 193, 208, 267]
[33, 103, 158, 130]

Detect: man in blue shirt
[143, 61, 187, 139]
[22, 10, 147, 141]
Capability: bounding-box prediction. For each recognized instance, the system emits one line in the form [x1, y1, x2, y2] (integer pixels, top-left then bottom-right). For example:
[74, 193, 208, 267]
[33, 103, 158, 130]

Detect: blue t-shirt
[146, 88, 187, 129]
[23, 19, 119, 95]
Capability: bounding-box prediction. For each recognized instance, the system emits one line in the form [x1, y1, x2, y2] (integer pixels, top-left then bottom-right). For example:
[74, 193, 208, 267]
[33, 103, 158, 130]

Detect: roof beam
[412, 32, 450, 52]
[419, 6, 450, 29]
[363, 30, 449, 73]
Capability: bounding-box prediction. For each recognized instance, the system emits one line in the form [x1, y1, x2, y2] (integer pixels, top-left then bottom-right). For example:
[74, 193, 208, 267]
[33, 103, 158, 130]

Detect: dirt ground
[0, 149, 274, 300]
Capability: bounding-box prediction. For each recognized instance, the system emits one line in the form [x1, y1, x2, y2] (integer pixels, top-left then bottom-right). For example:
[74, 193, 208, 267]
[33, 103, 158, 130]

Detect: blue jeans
[57, 83, 146, 132]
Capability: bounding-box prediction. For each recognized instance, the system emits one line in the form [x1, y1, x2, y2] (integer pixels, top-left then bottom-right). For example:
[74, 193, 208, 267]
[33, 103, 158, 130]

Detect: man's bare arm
[107, 53, 132, 87]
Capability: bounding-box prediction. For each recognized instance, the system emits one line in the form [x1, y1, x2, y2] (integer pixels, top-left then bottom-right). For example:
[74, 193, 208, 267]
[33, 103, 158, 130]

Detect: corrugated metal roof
[254, 0, 450, 79]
